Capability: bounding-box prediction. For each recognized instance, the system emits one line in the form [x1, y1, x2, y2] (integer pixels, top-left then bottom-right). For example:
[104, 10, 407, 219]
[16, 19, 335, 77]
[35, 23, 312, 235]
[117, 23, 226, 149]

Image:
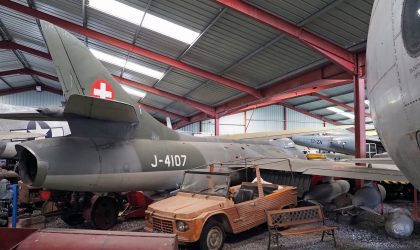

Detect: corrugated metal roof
[304, 0, 373, 47]
[225, 37, 322, 87]
[21, 52, 56, 75]
[34, 0, 83, 25]
[0, 49, 22, 70]
[0, 0, 373, 124]
[87, 8, 138, 43]
[186, 80, 241, 106]
[2, 74, 33, 87]
[140, 92, 173, 108]
[182, 9, 279, 74]
[155, 68, 207, 96]
[244, 0, 336, 25]
[0, 79, 10, 90]
[0, 7, 45, 47]
[166, 102, 197, 116]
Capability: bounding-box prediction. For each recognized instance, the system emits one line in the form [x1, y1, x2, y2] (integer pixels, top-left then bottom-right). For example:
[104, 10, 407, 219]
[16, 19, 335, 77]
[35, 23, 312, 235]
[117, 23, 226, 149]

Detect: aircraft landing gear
[61, 213, 85, 226]
[86, 196, 119, 230]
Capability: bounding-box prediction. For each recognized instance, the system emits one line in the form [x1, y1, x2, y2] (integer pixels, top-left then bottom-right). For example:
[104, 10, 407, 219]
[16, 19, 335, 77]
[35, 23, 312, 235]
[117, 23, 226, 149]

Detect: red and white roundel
[90, 79, 114, 100]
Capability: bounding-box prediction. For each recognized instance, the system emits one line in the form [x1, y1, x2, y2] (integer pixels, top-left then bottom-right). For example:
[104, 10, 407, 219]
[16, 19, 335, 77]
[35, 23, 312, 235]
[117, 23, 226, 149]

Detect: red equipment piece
[122, 191, 154, 219]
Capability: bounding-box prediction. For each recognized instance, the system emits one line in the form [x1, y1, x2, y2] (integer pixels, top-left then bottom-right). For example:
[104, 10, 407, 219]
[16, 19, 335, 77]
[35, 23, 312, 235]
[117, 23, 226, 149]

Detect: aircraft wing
[255, 158, 407, 182]
[347, 158, 395, 165]
[0, 111, 66, 121]
[0, 131, 44, 140]
[217, 125, 352, 140]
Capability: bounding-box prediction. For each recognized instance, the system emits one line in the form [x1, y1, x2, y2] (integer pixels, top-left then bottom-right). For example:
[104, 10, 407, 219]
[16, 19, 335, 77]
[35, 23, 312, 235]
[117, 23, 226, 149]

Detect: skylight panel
[122, 85, 147, 98]
[88, 0, 199, 44]
[89, 0, 144, 25]
[90, 49, 164, 79]
[327, 107, 355, 119]
[142, 14, 199, 44]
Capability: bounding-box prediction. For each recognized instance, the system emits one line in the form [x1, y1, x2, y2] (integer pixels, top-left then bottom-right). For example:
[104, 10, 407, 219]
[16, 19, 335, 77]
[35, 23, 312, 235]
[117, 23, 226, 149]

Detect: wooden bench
[266, 205, 337, 249]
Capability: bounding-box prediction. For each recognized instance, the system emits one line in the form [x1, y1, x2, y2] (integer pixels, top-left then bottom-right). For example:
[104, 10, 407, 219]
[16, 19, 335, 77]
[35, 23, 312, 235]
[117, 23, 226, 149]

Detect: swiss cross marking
[90, 79, 114, 100]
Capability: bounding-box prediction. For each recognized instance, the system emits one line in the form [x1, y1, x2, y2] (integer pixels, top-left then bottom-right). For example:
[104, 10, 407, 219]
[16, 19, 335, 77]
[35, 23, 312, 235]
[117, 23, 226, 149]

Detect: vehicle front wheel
[199, 219, 225, 250]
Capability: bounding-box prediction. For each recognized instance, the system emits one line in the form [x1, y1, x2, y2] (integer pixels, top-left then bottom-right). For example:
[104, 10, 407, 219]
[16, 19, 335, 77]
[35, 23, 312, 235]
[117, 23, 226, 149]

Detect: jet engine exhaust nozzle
[16, 145, 47, 187]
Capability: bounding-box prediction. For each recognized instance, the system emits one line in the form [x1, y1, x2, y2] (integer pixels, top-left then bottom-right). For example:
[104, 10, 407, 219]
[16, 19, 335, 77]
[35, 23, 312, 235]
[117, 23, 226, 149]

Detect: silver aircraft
[0, 104, 69, 159]
[366, 0, 420, 190]
[291, 134, 385, 157]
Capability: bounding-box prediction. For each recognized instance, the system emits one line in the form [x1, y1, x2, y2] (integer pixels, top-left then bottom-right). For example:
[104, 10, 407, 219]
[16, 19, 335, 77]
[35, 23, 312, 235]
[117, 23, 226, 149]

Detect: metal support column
[215, 117, 220, 136]
[354, 54, 366, 189]
[12, 184, 18, 228]
[414, 187, 419, 221]
[244, 112, 247, 133]
[283, 106, 287, 130]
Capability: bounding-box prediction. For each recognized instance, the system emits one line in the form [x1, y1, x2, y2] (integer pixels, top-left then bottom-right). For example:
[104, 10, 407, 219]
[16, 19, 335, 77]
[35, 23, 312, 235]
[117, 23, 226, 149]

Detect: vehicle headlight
[145, 213, 152, 222]
[176, 221, 189, 232]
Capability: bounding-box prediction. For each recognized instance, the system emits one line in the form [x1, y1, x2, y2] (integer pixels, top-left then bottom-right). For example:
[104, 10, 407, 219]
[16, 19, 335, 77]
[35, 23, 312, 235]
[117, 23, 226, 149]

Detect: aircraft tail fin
[40, 20, 137, 107]
[40, 21, 181, 140]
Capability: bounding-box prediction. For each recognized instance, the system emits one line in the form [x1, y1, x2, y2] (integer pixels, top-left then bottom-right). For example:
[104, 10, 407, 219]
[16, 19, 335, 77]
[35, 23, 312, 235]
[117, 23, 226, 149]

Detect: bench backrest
[266, 205, 324, 228]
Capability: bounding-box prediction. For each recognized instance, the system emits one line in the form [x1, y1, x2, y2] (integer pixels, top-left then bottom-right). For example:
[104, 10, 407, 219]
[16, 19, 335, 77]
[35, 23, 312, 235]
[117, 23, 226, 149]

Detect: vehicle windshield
[180, 172, 230, 196]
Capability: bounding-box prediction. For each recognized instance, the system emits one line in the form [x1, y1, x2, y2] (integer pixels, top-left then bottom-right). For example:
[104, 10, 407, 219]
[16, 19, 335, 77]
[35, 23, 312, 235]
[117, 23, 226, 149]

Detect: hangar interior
[0, 0, 372, 137]
[1, 0, 420, 250]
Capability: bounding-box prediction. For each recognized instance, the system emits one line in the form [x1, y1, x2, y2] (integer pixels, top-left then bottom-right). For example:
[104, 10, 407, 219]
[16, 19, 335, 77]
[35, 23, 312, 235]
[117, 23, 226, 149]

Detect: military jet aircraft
[291, 134, 386, 157]
[366, 0, 420, 191]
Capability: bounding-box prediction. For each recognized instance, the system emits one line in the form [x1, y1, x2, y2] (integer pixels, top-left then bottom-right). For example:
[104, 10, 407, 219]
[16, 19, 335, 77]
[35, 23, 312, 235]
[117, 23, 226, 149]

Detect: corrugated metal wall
[177, 122, 200, 135]
[177, 104, 340, 135]
[285, 108, 325, 129]
[0, 91, 64, 107]
[246, 105, 284, 133]
[220, 113, 244, 135]
[201, 119, 215, 134]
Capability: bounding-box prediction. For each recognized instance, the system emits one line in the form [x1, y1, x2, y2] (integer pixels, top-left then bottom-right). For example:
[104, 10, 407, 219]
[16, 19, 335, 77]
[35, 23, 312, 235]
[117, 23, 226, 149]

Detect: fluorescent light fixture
[88, 0, 199, 44]
[121, 85, 147, 98]
[327, 107, 355, 119]
[89, 0, 144, 25]
[90, 49, 164, 79]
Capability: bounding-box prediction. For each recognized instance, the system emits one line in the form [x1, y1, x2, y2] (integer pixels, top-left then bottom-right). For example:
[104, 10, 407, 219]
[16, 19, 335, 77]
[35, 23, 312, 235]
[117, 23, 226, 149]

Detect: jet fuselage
[367, 0, 420, 190]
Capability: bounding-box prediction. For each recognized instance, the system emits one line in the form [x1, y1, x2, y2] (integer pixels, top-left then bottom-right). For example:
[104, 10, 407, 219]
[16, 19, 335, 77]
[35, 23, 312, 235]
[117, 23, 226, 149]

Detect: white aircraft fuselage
[367, 0, 420, 190]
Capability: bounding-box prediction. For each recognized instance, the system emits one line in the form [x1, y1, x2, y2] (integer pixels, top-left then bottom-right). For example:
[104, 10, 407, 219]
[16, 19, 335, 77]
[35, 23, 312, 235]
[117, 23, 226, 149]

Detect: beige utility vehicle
[145, 165, 297, 250]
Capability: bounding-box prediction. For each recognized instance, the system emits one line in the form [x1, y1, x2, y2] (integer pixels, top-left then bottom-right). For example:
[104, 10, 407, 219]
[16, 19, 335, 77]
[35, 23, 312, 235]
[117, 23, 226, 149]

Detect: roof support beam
[0, 0, 262, 98]
[229, 79, 352, 115]
[0, 66, 216, 117]
[114, 76, 215, 116]
[310, 92, 372, 118]
[139, 103, 189, 122]
[215, 0, 355, 73]
[174, 64, 353, 128]
[0, 68, 59, 82]
[0, 41, 51, 60]
[215, 64, 352, 116]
